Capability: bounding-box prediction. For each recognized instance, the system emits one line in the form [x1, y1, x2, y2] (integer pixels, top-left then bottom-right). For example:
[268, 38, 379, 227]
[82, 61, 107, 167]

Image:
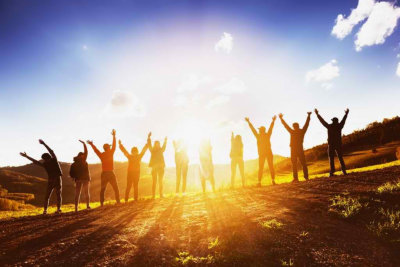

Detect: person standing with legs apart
[119, 136, 148, 203]
[230, 132, 245, 188]
[70, 140, 91, 212]
[315, 108, 349, 177]
[20, 139, 63, 214]
[147, 132, 167, 199]
[173, 139, 189, 195]
[87, 129, 120, 206]
[279, 112, 311, 182]
[245, 116, 276, 186]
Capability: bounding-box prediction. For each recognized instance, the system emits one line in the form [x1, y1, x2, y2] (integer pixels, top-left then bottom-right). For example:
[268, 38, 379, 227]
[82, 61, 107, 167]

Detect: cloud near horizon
[215, 32, 233, 54]
[306, 59, 340, 89]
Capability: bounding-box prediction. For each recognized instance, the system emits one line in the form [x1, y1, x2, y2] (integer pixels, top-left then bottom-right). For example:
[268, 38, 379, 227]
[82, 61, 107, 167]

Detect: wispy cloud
[215, 77, 246, 94]
[355, 2, 400, 51]
[332, 0, 400, 51]
[215, 32, 233, 54]
[104, 90, 145, 117]
[177, 74, 211, 93]
[205, 95, 230, 109]
[331, 0, 375, 40]
[306, 59, 340, 89]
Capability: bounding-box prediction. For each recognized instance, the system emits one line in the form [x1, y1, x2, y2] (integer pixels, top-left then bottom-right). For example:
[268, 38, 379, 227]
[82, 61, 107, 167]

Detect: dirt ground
[1, 166, 400, 266]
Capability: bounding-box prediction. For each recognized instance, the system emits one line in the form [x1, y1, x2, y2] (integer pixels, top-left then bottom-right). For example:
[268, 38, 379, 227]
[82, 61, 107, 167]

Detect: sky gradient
[1, 0, 400, 166]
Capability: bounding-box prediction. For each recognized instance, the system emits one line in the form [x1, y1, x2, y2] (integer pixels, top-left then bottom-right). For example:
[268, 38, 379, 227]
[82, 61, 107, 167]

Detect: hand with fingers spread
[278, 113, 283, 119]
[272, 115, 277, 121]
[111, 129, 116, 136]
[307, 112, 312, 116]
[39, 139, 45, 145]
[244, 117, 250, 123]
[20, 152, 27, 158]
[87, 140, 93, 145]
[345, 108, 349, 114]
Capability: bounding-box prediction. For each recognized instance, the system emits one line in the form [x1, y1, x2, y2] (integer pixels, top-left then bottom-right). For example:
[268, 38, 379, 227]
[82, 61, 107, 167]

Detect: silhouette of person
[199, 139, 215, 193]
[119, 136, 148, 202]
[279, 112, 311, 182]
[20, 139, 63, 214]
[230, 132, 245, 188]
[70, 140, 91, 212]
[173, 139, 189, 194]
[315, 108, 349, 177]
[147, 132, 167, 199]
[87, 129, 120, 206]
[245, 116, 276, 186]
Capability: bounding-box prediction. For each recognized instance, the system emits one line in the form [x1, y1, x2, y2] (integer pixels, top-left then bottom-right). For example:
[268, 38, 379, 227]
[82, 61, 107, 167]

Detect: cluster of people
[19, 108, 349, 214]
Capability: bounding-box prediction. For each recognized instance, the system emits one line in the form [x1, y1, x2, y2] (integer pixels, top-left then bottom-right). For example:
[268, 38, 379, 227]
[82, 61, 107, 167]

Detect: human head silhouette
[103, 144, 110, 151]
[131, 147, 139, 155]
[41, 153, 51, 161]
[74, 152, 84, 162]
[235, 135, 242, 143]
[331, 117, 339, 124]
[154, 141, 161, 149]
[292, 123, 300, 130]
[258, 126, 266, 134]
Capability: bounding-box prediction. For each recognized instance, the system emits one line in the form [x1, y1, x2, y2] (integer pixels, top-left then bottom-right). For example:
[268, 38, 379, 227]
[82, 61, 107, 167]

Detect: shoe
[329, 173, 335, 177]
[86, 206, 91, 210]
[272, 180, 276, 185]
[43, 210, 47, 215]
[292, 179, 299, 183]
[55, 209, 62, 214]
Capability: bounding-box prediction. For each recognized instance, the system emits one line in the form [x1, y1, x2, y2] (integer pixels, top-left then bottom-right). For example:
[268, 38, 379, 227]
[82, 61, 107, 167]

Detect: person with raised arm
[70, 140, 91, 212]
[199, 139, 215, 193]
[315, 108, 349, 177]
[245, 116, 276, 186]
[20, 139, 63, 214]
[279, 112, 311, 182]
[230, 132, 245, 188]
[87, 129, 120, 206]
[173, 139, 189, 195]
[147, 132, 167, 199]
[119, 135, 148, 202]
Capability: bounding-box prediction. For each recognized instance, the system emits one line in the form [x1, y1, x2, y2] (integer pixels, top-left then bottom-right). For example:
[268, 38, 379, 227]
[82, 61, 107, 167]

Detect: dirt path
[1, 166, 400, 266]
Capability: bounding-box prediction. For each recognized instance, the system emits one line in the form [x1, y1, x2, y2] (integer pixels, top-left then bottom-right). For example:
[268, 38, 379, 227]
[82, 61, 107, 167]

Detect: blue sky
[1, 0, 400, 166]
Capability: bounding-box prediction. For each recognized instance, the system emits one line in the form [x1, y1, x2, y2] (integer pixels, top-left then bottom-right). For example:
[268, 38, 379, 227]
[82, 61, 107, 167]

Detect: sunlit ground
[2, 160, 399, 220]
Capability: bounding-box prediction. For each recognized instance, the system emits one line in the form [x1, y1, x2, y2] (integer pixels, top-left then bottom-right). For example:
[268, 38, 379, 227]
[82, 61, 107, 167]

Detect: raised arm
[162, 137, 167, 152]
[147, 132, 153, 152]
[20, 152, 43, 166]
[267, 116, 276, 136]
[111, 129, 116, 153]
[79, 140, 88, 161]
[314, 109, 329, 128]
[245, 117, 258, 138]
[340, 108, 349, 128]
[39, 139, 56, 159]
[118, 140, 130, 158]
[139, 143, 148, 158]
[279, 114, 293, 133]
[302, 112, 312, 133]
[87, 140, 102, 158]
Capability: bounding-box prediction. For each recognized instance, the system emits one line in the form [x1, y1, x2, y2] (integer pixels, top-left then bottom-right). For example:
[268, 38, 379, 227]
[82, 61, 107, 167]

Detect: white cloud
[332, 0, 375, 39]
[215, 77, 246, 94]
[397, 62, 400, 77]
[177, 74, 211, 93]
[82, 45, 88, 50]
[105, 90, 145, 117]
[205, 95, 230, 109]
[215, 32, 233, 54]
[355, 2, 400, 51]
[306, 60, 340, 88]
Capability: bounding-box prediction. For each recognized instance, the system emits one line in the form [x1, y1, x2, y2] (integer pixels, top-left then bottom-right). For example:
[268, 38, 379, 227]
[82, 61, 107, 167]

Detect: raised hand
[79, 140, 85, 144]
[164, 137, 168, 142]
[148, 132, 152, 138]
[307, 112, 312, 116]
[345, 108, 349, 114]
[38, 139, 45, 145]
[278, 113, 283, 119]
[20, 152, 27, 157]
[111, 129, 116, 136]
[314, 108, 319, 114]
[118, 140, 122, 146]
[231, 132, 234, 137]
[87, 140, 93, 145]
[272, 115, 277, 121]
[244, 117, 250, 123]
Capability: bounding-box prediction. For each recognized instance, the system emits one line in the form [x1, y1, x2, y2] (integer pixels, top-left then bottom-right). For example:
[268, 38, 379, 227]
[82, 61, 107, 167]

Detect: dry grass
[377, 180, 400, 194]
[260, 218, 283, 229]
[329, 194, 363, 218]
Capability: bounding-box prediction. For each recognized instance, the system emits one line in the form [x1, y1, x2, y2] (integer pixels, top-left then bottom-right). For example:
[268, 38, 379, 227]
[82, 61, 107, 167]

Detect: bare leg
[44, 184, 53, 213]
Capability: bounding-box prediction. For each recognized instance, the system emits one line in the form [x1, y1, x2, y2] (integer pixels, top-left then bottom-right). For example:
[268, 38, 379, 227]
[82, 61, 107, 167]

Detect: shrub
[329, 195, 362, 218]
[0, 198, 24, 211]
[377, 180, 400, 194]
[175, 252, 214, 265]
[369, 209, 400, 238]
[260, 219, 283, 229]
